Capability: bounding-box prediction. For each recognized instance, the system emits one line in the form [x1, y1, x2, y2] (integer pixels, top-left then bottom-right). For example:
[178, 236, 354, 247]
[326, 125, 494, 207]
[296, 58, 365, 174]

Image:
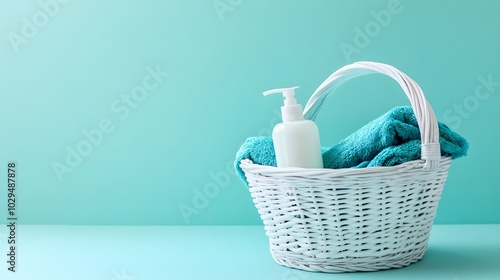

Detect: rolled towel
[234, 106, 469, 186]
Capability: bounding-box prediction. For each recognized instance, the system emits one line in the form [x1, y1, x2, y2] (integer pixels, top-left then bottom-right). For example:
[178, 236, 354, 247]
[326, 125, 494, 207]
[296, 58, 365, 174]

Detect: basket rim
[240, 156, 451, 178]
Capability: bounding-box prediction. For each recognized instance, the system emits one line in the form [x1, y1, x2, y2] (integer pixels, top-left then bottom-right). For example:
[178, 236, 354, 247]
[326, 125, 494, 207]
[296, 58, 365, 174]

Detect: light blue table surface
[1, 224, 499, 280]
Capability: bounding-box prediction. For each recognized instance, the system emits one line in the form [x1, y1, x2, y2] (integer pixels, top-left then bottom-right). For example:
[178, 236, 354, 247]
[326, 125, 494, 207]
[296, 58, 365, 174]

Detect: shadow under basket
[240, 157, 451, 273]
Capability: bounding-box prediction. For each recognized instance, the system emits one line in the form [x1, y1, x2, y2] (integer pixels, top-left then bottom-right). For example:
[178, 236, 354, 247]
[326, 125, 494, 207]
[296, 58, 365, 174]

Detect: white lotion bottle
[263, 86, 324, 168]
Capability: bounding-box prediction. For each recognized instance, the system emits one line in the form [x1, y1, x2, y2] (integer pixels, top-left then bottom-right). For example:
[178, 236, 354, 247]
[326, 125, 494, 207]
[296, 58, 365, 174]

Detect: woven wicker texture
[240, 62, 452, 272]
[241, 158, 450, 272]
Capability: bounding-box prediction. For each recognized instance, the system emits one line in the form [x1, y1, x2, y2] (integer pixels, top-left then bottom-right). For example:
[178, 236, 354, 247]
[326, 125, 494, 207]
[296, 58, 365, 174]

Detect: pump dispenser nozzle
[262, 86, 323, 168]
[263, 86, 303, 122]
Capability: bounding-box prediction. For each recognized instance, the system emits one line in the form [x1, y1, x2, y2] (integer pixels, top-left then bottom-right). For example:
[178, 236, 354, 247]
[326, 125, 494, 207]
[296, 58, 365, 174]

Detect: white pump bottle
[263, 86, 324, 169]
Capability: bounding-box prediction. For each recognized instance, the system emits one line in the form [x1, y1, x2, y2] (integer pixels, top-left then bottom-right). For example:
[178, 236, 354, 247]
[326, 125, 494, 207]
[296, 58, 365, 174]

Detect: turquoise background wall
[0, 0, 499, 225]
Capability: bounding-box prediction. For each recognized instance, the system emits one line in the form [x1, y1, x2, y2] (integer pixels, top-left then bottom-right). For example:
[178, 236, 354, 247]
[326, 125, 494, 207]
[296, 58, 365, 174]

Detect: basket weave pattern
[240, 62, 452, 272]
[241, 158, 450, 272]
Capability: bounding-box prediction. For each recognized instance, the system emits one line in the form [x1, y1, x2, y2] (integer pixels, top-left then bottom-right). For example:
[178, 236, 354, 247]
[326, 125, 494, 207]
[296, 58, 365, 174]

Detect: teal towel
[324, 106, 469, 168]
[235, 106, 468, 186]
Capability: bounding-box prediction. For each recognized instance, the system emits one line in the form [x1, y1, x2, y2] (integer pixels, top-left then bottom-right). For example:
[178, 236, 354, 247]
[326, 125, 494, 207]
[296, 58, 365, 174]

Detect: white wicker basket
[240, 62, 451, 273]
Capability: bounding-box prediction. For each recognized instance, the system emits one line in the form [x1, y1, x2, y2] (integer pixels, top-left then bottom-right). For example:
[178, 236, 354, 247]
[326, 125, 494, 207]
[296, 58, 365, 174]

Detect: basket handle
[303, 61, 441, 170]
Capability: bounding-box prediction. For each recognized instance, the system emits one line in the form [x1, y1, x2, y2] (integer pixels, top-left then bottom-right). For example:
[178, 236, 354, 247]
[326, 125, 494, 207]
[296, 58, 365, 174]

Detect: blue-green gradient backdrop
[1, 0, 499, 225]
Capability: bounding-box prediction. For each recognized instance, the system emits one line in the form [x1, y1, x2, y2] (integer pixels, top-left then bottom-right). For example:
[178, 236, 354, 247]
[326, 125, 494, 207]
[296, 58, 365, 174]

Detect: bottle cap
[263, 86, 303, 122]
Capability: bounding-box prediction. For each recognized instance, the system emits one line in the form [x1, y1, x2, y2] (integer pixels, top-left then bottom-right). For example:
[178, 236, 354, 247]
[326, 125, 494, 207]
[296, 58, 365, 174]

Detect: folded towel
[234, 137, 327, 185]
[323, 106, 469, 168]
[235, 106, 468, 186]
